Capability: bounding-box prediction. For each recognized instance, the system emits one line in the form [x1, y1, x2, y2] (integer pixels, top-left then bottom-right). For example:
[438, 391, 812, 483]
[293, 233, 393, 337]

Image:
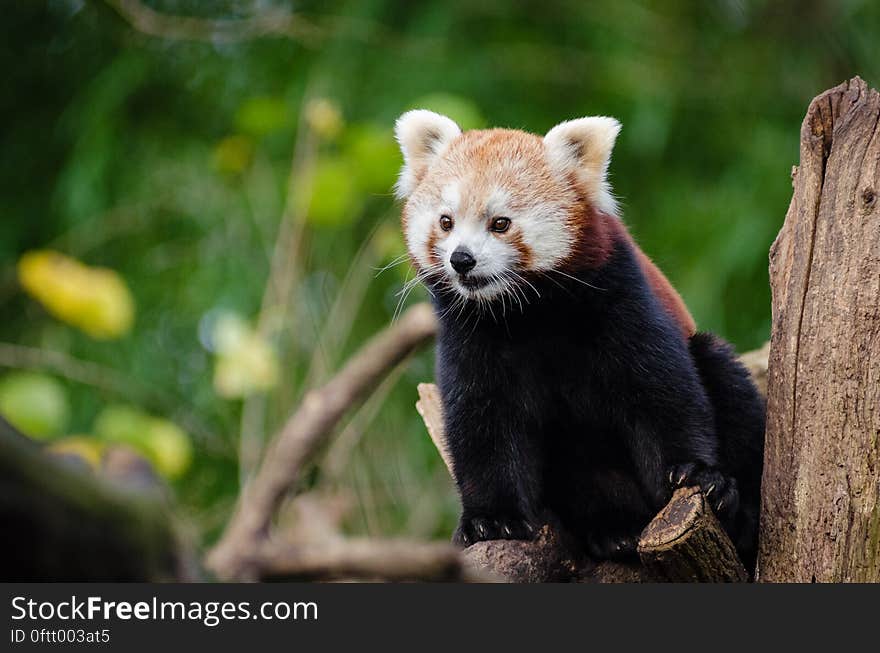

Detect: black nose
[450, 248, 477, 274]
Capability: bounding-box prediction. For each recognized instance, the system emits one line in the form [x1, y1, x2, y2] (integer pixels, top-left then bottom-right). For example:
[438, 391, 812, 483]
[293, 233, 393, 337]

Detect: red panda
[395, 110, 765, 571]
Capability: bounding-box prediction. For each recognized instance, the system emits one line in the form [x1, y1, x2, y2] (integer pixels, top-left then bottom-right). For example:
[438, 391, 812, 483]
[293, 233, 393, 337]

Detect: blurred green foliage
[0, 371, 70, 439]
[1, 1, 877, 549]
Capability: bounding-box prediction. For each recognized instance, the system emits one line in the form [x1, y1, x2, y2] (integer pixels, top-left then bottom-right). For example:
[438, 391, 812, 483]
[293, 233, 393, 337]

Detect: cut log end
[638, 487, 748, 582]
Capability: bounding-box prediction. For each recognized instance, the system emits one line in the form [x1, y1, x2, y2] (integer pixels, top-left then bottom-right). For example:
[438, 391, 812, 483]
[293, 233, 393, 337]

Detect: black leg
[444, 399, 544, 547]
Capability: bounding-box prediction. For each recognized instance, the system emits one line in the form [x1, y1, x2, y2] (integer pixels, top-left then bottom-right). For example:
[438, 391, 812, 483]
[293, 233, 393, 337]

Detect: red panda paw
[667, 462, 740, 522]
[452, 513, 536, 547]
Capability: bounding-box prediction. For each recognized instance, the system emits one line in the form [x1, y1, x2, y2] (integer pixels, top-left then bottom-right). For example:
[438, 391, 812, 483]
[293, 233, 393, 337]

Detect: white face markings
[403, 181, 456, 272]
[407, 172, 574, 302]
[440, 181, 461, 212]
[506, 195, 573, 272]
[395, 118, 622, 305]
[484, 186, 511, 219]
[435, 184, 514, 291]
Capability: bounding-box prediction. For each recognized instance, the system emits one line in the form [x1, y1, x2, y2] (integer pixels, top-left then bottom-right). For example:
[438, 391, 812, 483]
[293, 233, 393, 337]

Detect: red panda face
[395, 111, 620, 302]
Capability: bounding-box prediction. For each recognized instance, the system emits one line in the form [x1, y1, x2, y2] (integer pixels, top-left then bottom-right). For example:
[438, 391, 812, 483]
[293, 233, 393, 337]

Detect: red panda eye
[439, 215, 454, 231]
[490, 217, 511, 233]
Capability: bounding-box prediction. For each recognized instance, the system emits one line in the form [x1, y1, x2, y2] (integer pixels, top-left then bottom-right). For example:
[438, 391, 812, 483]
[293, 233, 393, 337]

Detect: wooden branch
[415, 382, 455, 477]
[760, 77, 880, 582]
[256, 538, 490, 582]
[638, 487, 747, 582]
[416, 367, 760, 582]
[207, 303, 437, 581]
[461, 526, 583, 582]
[0, 417, 182, 581]
[104, 0, 321, 44]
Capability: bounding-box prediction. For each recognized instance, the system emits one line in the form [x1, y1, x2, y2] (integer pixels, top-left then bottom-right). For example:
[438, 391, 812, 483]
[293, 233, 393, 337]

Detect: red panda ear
[544, 116, 621, 214]
[394, 110, 461, 199]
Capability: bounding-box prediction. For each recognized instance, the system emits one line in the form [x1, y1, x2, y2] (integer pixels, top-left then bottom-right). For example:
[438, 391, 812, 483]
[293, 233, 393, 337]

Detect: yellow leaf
[305, 98, 344, 140]
[211, 313, 279, 398]
[212, 135, 255, 175]
[18, 250, 135, 339]
[47, 436, 104, 470]
[214, 336, 280, 398]
[212, 312, 250, 354]
[145, 418, 192, 480]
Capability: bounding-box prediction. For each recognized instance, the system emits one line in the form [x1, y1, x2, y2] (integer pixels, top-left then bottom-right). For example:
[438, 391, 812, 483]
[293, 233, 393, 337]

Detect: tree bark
[256, 538, 488, 582]
[759, 76, 880, 582]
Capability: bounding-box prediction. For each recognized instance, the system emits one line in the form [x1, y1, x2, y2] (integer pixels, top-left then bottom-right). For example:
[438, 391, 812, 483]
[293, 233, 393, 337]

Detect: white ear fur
[394, 110, 461, 199]
[544, 116, 621, 214]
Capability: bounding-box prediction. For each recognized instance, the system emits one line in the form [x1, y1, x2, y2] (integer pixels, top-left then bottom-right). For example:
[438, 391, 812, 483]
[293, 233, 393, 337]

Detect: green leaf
[0, 372, 70, 439]
[94, 404, 192, 479]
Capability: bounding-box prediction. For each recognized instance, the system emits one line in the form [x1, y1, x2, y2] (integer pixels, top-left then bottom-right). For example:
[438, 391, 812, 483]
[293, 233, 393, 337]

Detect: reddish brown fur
[424, 229, 440, 266]
[633, 241, 697, 338]
[432, 130, 567, 220]
[560, 174, 615, 271]
[558, 199, 695, 339]
[603, 215, 696, 338]
[508, 232, 534, 269]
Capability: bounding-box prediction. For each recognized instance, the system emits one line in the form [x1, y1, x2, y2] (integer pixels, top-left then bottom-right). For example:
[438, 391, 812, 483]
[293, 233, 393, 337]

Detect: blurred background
[1, 0, 878, 555]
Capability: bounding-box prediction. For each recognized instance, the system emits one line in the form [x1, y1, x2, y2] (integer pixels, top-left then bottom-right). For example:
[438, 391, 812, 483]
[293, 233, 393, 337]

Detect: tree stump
[759, 76, 880, 582]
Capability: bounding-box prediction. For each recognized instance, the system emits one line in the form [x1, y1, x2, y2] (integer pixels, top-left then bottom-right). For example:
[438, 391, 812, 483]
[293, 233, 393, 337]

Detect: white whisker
[373, 253, 410, 277]
[550, 269, 606, 291]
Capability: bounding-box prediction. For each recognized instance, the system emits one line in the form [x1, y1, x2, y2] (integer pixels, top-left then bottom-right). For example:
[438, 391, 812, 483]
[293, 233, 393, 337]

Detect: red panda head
[394, 110, 621, 302]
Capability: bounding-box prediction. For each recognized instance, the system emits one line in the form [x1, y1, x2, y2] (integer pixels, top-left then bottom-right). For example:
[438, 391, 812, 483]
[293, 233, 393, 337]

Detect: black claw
[666, 463, 740, 525]
[587, 532, 639, 561]
[454, 513, 536, 546]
